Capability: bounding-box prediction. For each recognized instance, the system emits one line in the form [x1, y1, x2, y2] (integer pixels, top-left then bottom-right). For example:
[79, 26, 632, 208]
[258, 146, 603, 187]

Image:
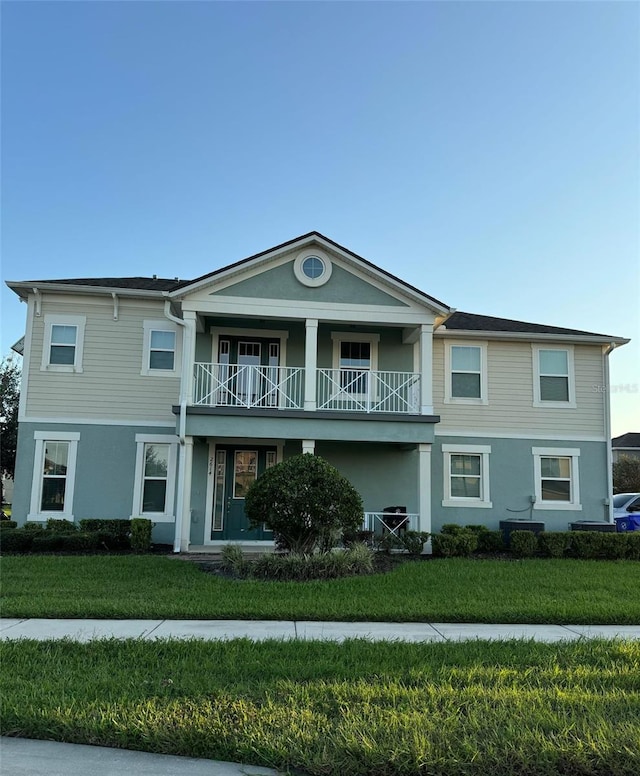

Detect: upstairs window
[533, 346, 575, 407]
[41, 315, 86, 372]
[142, 321, 180, 376]
[149, 330, 176, 370]
[444, 341, 488, 404]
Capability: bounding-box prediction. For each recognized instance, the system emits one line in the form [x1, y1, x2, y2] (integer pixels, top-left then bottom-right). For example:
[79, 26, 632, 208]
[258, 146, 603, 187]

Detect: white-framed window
[293, 248, 333, 287]
[41, 314, 86, 372]
[28, 431, 80, 520]
[442, 444, 492, 508]
[532, 346, 575, 408]
[142, 320, 181, 376]
[444, 341, 488, 404]
[532, 447, 581, 511]
[131, 434, 178, 521]
[331, 332, 380, 396]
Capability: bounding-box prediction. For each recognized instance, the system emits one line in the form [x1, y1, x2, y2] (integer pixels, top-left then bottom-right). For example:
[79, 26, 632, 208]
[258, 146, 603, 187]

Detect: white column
[419, 324, 433, 415]
[302, 439, 316, 455]
[418, 442, 432, 553]
[304, 318, 319, 411]
[179, 436, 194, 551]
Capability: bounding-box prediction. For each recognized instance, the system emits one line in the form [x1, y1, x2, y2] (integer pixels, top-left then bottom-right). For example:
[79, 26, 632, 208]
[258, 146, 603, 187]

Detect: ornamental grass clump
[245, 454, 363, 554]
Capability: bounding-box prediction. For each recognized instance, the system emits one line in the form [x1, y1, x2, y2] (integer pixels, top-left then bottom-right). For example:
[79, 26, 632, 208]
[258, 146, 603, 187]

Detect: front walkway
[2, 618, 639, 642]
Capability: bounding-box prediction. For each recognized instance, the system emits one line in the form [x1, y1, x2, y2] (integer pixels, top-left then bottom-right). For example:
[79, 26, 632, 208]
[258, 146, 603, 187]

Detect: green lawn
[2, 555, 639, 623]
[1, 638, 638, 776]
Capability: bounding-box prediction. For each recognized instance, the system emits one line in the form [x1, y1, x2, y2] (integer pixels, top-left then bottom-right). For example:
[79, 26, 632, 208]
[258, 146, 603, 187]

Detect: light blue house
[7, 232, 629, 550]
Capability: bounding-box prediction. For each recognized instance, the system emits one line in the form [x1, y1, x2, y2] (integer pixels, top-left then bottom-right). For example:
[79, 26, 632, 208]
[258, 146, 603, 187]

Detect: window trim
[41, 314, 86, 373]
[532, 345, 576, 408]
[28, 431, 80, 521]
[444, 341, 488, 405]
[293, 248, 333, 287]
[442, 444, 492, 508]
[142, 320, 181, 377]
[532, 447, 582, 511]
[131, 434, 178, 521]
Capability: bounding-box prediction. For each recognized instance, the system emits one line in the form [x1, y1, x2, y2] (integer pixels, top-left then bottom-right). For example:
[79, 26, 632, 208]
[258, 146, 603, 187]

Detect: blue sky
[2, 0, 638, 435]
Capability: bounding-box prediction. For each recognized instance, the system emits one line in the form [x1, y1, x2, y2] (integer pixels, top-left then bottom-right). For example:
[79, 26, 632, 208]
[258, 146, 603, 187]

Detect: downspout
[163, 297, 188, 552]
[603, 342, 616, 523]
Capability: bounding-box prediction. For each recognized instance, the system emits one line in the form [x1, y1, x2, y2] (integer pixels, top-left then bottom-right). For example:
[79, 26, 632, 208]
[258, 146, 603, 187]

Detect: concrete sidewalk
[1, 617, 639, 642]
[0, 737, 284, 776]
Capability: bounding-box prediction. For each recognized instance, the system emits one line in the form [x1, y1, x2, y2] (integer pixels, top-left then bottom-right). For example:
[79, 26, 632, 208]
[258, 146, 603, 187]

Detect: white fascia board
[6, 282, 168, 301]
[181, 296, 436, 325]
[434, 329, 630, 346]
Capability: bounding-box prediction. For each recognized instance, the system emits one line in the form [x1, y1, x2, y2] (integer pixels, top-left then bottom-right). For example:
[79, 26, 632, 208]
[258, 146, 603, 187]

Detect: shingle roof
[612, 433, 640, 449]
[444, 311, 615, 338]
[22, 277, 181, 291]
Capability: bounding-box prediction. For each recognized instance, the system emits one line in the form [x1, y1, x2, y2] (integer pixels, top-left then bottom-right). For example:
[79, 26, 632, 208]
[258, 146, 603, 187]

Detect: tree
[613, 455, 640, 494]
[0, 356, 21, 504]
[245, 454, 363, 553]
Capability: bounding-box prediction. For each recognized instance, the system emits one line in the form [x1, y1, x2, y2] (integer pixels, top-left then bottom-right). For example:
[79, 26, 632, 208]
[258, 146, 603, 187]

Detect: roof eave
[5, 281, 169, 299]
[434, 328, 630, 345]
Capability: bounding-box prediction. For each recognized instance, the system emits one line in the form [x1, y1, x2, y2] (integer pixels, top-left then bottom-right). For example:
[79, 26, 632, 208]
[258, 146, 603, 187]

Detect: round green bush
[244, 454, 363, 553]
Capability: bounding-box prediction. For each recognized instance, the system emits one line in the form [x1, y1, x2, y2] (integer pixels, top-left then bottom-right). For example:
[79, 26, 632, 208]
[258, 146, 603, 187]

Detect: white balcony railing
[362, 512, 420, 534]
[317, 369, 420, 413]
[193, 363, 304, 409]
[193, 364, 421, 414]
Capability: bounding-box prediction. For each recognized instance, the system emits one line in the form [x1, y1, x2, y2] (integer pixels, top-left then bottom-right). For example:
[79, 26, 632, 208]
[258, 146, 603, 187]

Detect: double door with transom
[210, 445, 277, 540]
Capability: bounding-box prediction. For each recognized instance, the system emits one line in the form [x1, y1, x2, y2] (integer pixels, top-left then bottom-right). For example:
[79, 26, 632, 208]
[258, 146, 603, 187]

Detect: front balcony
[193, 363, 421, 415]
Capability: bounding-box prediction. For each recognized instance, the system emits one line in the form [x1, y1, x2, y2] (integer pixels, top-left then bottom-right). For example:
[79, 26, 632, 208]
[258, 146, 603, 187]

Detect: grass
[2, 555, 640, 622]
[1, 637, 639, 775]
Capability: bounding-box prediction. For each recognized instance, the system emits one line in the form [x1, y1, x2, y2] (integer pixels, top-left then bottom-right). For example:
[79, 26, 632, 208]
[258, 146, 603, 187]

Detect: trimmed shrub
[79, 519, 132, 537]
[455, 531, 479, 556]
[431, 534, 459, 558]
[569, 532, 601, 560]
[625, 533, 640, 560]
[32, 533, 68, 552]
[24, 522, 45, 531]
[538, 531, 570, 559]
[441, 524, 466, 536]
[0, 528, 36, 552]
[509, 530, 538, 558]
[464, 524, 489, 534]
[131, 518, 152, 552]
[0, 520, 17, 530]
[476, 530, 506, 553]
[250, 545, 375, 581]
[46, 518, 77, 532]
[398, 531, 430, 556]
[245, 454, 363, 554]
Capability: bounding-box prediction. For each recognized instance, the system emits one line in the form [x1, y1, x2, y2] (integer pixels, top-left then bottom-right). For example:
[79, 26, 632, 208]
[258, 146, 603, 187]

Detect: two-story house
[7, 232, 629, 551]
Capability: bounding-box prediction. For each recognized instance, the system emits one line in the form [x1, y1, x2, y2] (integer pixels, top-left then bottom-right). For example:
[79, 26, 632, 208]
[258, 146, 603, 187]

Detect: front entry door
[210, 445, 277, 540]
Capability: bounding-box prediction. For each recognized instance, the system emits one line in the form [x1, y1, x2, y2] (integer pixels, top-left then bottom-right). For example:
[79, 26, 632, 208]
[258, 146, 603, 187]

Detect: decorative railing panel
[193, 363, 304, 409]
[317, 369, 420, 413]
[362, 512, 420, 534]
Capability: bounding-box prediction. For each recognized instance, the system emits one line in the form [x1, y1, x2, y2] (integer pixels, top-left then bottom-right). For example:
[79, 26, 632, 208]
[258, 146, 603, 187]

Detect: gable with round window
[293, 249, 333, 287]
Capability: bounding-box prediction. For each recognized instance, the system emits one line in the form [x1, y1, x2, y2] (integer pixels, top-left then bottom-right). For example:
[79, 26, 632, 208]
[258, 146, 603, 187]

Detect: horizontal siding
[26, 295, 179, 423]
[433, 338, 606, 436]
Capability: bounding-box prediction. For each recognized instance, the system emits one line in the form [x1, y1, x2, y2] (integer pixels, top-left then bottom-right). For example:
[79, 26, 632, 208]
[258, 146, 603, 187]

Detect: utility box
[570, 521, 616, 533]
[499, 519, 545, 543]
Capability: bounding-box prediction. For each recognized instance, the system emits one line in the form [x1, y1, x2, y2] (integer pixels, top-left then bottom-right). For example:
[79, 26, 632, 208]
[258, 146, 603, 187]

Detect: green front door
[211, 445, 277, 541]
